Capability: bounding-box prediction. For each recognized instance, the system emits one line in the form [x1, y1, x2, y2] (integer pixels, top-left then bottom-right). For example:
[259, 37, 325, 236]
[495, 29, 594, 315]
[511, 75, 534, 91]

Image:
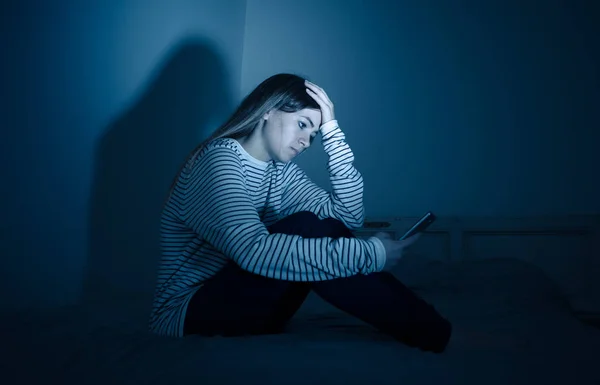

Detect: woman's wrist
[319, 119, 339, 136]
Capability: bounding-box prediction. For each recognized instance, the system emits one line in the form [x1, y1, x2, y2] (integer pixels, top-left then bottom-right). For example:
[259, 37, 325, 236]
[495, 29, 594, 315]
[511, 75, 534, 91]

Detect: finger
[306, 88, 329, 109]
[305, 80, 324, 93]
[399, 234, 420, 247]
[305, 84, 325, 100]
[397, 235, 415, 246]
[306, 89, 334, 118]
[408, 233, 421, 241]
[305, 81, 333, 106]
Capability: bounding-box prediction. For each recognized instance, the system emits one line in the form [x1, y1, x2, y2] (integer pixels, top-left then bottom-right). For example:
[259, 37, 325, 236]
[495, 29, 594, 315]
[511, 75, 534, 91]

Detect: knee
[270, 212, 354, 239]
[289, 211, 319, 222]
[321, 217, 354, 238]
[268, 211, 321, 237]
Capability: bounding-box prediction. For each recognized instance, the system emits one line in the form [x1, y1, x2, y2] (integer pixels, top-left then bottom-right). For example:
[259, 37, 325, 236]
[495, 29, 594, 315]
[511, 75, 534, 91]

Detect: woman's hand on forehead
[305, 80, 335, 126]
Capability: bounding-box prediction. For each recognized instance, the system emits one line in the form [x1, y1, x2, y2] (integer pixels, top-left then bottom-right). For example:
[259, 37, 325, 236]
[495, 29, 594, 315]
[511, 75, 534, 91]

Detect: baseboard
[354, 214, 600, 313]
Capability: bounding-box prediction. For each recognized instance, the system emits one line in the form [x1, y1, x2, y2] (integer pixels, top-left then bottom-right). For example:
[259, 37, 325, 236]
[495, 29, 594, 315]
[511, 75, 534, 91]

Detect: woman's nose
[299, 134, 311, 148]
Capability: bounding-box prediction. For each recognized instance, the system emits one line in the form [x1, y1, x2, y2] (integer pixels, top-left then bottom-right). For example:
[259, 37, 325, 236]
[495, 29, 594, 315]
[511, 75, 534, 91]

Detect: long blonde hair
[166, 73, 320, 200]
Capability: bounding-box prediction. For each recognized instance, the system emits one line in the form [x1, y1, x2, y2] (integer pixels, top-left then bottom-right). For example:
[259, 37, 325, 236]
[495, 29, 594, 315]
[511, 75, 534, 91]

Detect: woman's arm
[177, 144, 384, 281]
[280, 120, 365, 229]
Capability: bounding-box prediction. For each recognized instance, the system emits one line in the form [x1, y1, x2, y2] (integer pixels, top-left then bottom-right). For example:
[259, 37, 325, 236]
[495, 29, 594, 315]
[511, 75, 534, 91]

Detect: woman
[149, 73, 452, 353]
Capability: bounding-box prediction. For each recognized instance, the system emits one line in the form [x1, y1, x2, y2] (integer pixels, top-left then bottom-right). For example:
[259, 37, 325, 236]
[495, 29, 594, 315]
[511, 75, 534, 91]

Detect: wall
[1, 0, 598, 314]
[241, 0, 599, 218]
[1, 0, 247, 310]
[240, 0, 599, 310]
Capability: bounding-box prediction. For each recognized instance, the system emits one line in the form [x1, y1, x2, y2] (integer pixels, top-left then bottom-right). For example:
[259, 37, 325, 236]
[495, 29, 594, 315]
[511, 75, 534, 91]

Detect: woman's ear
[262, 109, 273, 120]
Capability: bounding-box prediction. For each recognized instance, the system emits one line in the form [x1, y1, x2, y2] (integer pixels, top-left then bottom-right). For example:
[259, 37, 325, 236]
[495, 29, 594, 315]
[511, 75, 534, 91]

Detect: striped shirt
[148, 120, 387, 337]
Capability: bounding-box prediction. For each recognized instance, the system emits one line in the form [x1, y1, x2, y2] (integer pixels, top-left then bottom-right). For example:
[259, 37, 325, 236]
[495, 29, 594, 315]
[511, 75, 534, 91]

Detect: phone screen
[399, 211, 436, 240]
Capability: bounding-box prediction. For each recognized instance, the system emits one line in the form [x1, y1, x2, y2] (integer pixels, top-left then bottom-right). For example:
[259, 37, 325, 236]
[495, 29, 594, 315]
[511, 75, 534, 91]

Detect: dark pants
[183, 211, 452, 353]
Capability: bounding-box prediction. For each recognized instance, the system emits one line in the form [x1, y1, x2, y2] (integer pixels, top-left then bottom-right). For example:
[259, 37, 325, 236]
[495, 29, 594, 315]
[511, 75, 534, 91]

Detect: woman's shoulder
[197, 137, 242, 160]
[185, 137, 243, 170]
[206, 137, 239, 152]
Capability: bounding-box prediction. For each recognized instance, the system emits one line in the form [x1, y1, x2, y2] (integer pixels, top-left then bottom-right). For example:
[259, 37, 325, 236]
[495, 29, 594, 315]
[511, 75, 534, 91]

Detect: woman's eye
[298, 121, 306, 129]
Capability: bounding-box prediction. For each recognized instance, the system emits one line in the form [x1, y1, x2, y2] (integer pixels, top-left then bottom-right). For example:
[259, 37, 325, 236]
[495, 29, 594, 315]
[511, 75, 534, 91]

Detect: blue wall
[1, 0, 598, 312]
[242, 0, 600, 218]
[1, 0, 246, 310]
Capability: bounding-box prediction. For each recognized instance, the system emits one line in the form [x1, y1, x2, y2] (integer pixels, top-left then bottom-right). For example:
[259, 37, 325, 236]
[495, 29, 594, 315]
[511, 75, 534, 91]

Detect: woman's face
[262, 108, 322, 162]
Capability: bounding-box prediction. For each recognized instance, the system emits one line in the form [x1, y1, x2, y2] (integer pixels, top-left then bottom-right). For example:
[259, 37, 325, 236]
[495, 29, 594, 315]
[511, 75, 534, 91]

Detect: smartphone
[399, 211, 436, 240]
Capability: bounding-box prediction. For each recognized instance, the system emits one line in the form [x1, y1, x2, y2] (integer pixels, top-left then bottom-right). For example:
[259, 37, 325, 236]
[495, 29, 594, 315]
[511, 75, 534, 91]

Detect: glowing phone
[399, 211, 436, 240]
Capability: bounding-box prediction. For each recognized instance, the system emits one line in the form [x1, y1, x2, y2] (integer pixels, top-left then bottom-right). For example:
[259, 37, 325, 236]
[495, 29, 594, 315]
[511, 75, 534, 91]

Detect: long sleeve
[280, 120, 364, 229]
[178, 144, 385, 281]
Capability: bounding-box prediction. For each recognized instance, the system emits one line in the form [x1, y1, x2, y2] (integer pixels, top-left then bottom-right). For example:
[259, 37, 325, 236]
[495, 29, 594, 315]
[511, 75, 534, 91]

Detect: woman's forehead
[292, 108, 321, 122]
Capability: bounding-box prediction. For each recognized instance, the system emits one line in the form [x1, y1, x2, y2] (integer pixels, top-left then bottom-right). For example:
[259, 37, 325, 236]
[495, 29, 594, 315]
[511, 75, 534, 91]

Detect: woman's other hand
[372, 232, 421, 271]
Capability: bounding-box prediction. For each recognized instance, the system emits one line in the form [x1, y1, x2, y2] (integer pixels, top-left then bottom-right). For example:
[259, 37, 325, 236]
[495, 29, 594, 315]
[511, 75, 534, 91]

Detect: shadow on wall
[84, 37, 233, 308]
